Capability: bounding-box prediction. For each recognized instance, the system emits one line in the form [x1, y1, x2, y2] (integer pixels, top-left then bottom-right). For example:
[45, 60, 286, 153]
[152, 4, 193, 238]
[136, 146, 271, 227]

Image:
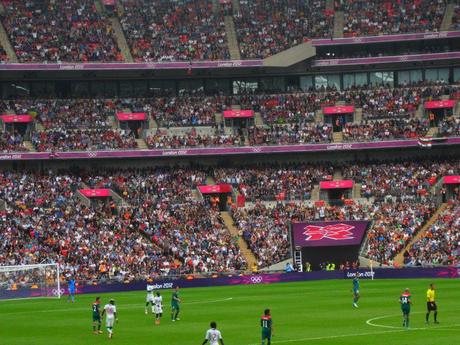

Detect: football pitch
[1, 278, 459, 345]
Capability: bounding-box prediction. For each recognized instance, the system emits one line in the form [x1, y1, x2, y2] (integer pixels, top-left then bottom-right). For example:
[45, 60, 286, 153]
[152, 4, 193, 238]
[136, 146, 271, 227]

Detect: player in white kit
[145, 284, 155, 314]
[101, 299, 118, 339]
[153, 291, 163, 325]
[201, 321, 224, 345]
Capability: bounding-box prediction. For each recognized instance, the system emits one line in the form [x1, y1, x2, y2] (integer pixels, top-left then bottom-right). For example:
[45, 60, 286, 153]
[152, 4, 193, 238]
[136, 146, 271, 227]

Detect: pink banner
[116, 113, 147, 121]
[198, 184, 233, 194]
[424, 100, 456, 109]
[79, 189, 112, 198]
[323, 106, 355, 115]
[443, 176, 460, 184]
[0, 115, 33, 123]
[223, 110, 254, 119]
[320, 180, 353, 189]
[102, 0, 115, 5]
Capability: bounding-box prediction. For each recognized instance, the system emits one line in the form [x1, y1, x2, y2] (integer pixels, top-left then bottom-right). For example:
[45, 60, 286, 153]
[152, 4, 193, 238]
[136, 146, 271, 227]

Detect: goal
[0, 263, 61, 300]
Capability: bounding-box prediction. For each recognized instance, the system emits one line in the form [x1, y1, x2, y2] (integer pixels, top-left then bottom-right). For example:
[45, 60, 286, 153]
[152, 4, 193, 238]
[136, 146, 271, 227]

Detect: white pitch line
[247, 329, 406, 345]
[366, 313, 460, 331]
[0, 297, 233, 316]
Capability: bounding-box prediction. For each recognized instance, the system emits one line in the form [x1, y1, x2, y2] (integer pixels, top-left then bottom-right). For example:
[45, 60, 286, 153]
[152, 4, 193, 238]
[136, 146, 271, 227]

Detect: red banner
[116, 112, 147, 121]
[323, 106, 355, 115]
[223, 110, 254, 119]
[79, 189, 112, 198]
[198, 184, 233, 194]
[424, 100, 456, 109]
[102, 0, 115, 5]
[320, 180, 353, 189]
[443, 175, 460, 184]
[0, 115, 34, 123]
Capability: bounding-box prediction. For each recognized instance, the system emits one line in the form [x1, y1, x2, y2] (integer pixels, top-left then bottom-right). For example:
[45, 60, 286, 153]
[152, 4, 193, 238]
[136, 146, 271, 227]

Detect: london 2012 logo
[303, 223, 355, 241]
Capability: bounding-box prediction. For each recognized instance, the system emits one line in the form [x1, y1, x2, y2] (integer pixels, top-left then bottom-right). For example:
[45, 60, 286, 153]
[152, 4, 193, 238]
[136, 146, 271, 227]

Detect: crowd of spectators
[342, 119, 429, 142]
[145, 131, 243, 149]
[1, 0, 122, 63]
[405, 201, 460, 266]
[233, 0, 333, 59]
[248, 123, 333, 145]
[30, 128, 138, 152]
[439, 117, 460, 137]
[339, 0, 446, 37]
[450, 3, 460, 30]
[0, 46, 7, 61]
[214, 164, 332, 202]
[119, 0, 229, 62]
[0, 130, 28, 152]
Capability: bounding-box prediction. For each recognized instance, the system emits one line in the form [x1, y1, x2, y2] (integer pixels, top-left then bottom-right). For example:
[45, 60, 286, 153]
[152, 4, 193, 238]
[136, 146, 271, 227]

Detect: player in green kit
[352, 276, 360, 308]
[261, 309, 273, 345]
[171, 286, 181, 322]
[92, 297, 103, 334]
[399, 288, 412, 328]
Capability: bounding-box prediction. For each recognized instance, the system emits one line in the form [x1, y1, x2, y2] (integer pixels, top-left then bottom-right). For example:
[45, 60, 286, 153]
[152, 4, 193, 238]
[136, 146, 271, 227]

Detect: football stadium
[0, 1, 460, 344]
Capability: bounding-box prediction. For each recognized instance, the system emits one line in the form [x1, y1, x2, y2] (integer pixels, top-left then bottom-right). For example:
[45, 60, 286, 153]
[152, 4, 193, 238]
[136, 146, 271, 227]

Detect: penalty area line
[366, 313, 460, 331]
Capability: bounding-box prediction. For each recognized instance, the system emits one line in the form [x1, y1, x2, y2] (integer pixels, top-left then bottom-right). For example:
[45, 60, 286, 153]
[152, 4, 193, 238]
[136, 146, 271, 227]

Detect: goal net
[0, 264, 61, 300]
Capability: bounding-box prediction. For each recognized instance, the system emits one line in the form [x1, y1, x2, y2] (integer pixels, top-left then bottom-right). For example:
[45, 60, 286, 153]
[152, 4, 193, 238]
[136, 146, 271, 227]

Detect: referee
[426, 283, 439, 324]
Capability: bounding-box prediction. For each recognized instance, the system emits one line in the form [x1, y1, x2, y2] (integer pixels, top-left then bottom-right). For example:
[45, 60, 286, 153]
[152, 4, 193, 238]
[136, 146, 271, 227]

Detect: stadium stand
[1, 0, 122, 63]
[119, 0, 230, 62]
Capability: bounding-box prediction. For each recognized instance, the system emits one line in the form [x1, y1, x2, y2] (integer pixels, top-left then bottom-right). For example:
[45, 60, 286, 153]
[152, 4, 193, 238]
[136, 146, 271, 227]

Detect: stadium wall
[2, 268, 458, 300]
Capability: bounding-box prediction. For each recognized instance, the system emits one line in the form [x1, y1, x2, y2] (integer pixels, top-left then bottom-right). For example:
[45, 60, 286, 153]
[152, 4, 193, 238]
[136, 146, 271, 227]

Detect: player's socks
[434, 312, 438, 323]
[426, 313, 429, 323]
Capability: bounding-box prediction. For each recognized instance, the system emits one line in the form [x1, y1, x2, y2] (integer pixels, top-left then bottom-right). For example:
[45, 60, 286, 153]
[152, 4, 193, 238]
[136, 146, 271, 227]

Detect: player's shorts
[427, 302, 437, 311]
[92, 314, 101, 322]
[154, 305, 163, 314]
[171, 303, 180, 311]
[69, 289, 75, 295]
[146, 294, 154, 303]
[106, 316, 115, 328]
[262, 329, 271, 340]
[401, 306, 410, 315]
[354, 289, 359, 296]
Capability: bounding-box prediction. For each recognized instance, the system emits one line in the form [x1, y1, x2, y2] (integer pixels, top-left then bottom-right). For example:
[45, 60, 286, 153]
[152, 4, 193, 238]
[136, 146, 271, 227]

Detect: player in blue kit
[352, 275, 360, 308]
[67, 278, 76, 303]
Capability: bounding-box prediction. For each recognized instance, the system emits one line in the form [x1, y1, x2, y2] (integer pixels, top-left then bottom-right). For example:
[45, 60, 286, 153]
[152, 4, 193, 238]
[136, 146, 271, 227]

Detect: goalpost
[0, 263, 62, 300]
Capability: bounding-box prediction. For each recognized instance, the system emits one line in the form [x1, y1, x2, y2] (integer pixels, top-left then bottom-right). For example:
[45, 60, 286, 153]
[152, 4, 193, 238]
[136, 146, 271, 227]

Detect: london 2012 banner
[292, 221, 370, 247]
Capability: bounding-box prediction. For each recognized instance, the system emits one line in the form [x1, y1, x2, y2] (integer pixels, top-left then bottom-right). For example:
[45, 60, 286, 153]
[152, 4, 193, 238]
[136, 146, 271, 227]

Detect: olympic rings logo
[251, 276, 263, 283]
[87, 152, 98, 158]
[52, 288, 66, 296]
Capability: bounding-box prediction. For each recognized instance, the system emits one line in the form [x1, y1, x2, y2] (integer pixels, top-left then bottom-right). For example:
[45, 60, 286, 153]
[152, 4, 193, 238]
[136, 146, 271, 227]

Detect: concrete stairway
[192, 189, 204, 201]
[0, 199, 5, 211]
[23, 141, 36, 152]
[35, 122, 45, 132]
[220, 211, 257, 271]
[212, 0, 220, 13]
[110, 189, 132, 208]
[311, 185, 320, 201]
[231, 0, 241, 14]
[108, 115, 118, 129]
[149, 118, 158, 130]
[136, 138, 148, 149]
[333, 170, 343, 180]
[206, 176, 217, 185]
[415, 104, 425, 119]
[332, 132, 343, 142]
[333, 11, 344, 39]
[76, 190, 91, 207]
[110, 17, 134, 62]
[427, 127, 439, 137]
[394, 203, 448, 266]
[315, 109, 323, 123]
[224, 16, 241, 60]
[0, 22, 18, 62]
[215, 112, 223, 127]
[326, 0, 334, 11]
[352, 183, 362, 199]
[254, 112, 264, 127]
[354, 108, 363, 123]
[441, 2, 456, 31]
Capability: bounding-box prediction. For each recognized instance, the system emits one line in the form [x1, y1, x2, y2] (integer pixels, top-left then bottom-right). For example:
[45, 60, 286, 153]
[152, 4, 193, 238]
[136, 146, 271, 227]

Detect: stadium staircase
[263, 41, 316, 67]
[109, 18, 134, 62]
[206, 176, 217, 185]
[224, 16, 242, 60]
[220, 211, 258, 271]
[23, 141, 36, 152]
[192, 189, 204, 201]
[333, 170, 343, 180]
[315, 109, 324, 123]
[35, 122, 45, 132]
[215, 112, 223, 127]
[232, 0, 241, 14]
[333, 10, 344, 39]
[0, 21, 18, 62]
[354, 108, 363, 123]
[441, 1, 456, 31]
[393, 203, 448, 266]
[332, 132, 343, 142]
[254, 112, 264, 127]
[212, 0, 220, 13]
[0, 199, 5, 211]
[136, 138, 148, 149]
[108, 115, 118, 129]
[352, 183, 362, 198]
[415, 104, 425, 119]
[76, 190, 91, 207]
[311, 185, 320, 201]
[427, 127, 439, 137]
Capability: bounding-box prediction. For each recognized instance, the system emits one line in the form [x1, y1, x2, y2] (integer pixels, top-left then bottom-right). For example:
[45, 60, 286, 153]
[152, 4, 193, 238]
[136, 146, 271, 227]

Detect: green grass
[0, 278, 459, 345]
